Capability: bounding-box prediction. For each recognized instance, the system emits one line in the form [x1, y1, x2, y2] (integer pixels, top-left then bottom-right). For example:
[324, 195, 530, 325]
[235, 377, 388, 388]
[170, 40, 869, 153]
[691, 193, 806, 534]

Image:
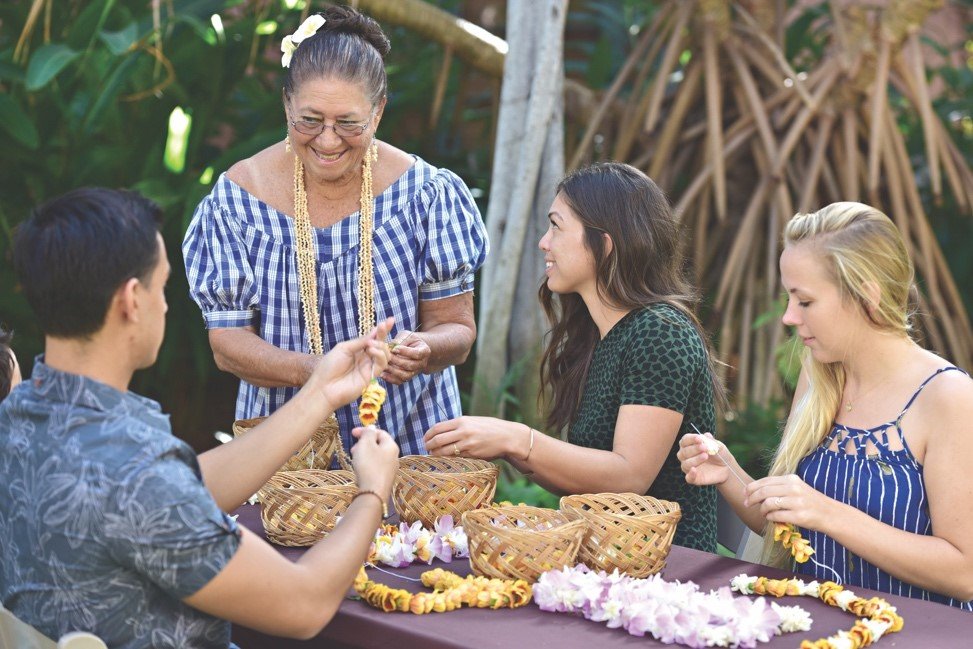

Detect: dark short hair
[13, 188, 162, 339]
[0, 327, 14, 401]
[283, 5, 391, 106]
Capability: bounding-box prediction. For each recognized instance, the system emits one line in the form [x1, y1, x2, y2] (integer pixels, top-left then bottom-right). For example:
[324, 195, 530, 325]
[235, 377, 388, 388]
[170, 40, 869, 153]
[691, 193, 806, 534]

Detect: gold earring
[285, 134, 291, 153]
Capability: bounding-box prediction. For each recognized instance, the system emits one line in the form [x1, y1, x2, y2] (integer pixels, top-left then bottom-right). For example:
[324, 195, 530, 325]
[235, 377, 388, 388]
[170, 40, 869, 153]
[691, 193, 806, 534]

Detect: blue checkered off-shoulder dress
[183, 156, 488, 455]
[796, 366, 973, 611]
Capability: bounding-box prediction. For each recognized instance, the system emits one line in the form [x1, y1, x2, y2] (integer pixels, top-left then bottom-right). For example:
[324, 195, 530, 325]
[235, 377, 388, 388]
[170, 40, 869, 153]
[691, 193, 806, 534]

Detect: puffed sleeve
[103, 445, 241, 600]
[415, 169, 489, 301]
[182, 194, 260, 329]
[620, 308, 707, 414]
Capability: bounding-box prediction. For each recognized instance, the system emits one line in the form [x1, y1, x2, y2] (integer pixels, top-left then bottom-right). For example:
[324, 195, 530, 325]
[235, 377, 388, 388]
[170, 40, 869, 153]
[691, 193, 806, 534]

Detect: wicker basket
[232, 414, 350, 471]
[392, 456, 499, 529]
[559, 493, 681, 577]
[462, 505, 587, 583]
[259, 470, 358, 546]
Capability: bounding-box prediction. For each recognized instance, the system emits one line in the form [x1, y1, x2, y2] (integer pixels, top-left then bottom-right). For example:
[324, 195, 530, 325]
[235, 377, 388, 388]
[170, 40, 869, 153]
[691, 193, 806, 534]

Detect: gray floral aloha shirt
[0, 359, 241, 648]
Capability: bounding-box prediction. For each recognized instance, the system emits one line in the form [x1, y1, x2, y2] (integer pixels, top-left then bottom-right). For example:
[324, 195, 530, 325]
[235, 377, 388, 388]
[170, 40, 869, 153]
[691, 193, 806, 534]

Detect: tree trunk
[355, 0, 598, 125]
[471, 0, 567, 417]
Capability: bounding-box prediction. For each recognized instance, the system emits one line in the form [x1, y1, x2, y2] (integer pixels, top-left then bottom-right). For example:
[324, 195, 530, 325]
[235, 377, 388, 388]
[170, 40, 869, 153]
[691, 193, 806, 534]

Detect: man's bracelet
[353, 489, 389, 519]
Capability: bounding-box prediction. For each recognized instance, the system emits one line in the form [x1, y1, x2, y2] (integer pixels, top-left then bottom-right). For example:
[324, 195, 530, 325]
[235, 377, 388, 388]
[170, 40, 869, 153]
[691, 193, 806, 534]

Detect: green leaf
[99, 23, 139, 56]
[25, 44, 81, 91]
[81, 52, 140, 133]
[0, 60, 25, 83]
[68, 0, 116, 51]
[0, 94, 39, 149]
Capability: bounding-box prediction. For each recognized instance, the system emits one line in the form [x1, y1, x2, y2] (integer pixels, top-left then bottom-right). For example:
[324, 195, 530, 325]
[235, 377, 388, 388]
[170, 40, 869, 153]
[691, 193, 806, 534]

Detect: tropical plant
[563, 0, 973, 409]
[0, 0, 495, 447]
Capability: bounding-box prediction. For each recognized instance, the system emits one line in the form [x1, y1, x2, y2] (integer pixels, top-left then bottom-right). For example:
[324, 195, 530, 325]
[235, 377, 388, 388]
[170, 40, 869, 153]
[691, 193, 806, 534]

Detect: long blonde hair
[762, 202, 915, 566]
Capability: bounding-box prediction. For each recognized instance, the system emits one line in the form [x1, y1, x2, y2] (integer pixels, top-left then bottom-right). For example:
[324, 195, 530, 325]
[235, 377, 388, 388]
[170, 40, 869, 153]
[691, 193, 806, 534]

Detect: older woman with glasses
[184, 5, 487, 455]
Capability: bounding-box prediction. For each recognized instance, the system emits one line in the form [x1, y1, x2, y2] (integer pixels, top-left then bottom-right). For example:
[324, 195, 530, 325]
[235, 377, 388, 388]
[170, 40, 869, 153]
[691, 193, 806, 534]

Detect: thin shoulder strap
[897, 366, 967, 418]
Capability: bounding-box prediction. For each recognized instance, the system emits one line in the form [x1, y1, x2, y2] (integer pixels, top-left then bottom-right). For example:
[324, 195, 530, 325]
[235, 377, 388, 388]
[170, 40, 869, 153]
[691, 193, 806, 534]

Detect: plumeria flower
[291, 14, 326, 44]
[280, 14, 326, 67]
[280, 36, 296, 68]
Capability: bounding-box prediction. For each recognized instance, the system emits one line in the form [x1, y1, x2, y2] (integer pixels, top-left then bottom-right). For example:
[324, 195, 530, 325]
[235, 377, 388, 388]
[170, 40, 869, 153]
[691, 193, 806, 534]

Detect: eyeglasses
[290, 116, 371, 138]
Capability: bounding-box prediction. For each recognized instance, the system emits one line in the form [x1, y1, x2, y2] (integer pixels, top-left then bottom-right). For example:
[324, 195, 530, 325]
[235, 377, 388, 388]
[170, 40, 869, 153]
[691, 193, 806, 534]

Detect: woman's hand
[744, 474, 835, 532]
[350, 425, 400, 500]
[307, 318, 393, 410]
[381, 334, 430, 384]
[423, 416, 522, 461]
[676, 432, 733, 486]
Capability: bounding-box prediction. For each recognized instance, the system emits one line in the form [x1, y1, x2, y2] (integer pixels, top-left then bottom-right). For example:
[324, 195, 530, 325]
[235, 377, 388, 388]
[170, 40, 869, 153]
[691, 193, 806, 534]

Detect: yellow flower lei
[359, 379, 387, 427]
[354, 566, 532, 614]
[774, 522, 815, 563]
[734, 575, 904, 648]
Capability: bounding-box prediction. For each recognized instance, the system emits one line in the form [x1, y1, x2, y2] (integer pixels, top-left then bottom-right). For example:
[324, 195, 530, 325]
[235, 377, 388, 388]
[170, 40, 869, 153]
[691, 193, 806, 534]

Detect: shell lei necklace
[293, 141, 379, 355]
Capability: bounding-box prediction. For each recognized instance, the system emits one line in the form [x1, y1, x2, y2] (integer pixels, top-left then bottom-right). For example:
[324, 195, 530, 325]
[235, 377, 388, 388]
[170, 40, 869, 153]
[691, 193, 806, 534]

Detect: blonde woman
[678, 202, 973, 609]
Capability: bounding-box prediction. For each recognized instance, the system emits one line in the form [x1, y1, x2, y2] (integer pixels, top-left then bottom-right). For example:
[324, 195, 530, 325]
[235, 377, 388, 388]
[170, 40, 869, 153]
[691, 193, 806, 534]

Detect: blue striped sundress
[796, 366, 973, 610]
[183, 156, 489, 455]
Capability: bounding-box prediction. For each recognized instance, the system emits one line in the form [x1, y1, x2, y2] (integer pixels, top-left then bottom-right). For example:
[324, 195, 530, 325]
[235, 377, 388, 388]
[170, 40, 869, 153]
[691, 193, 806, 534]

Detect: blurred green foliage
[1, 0, 971, 474]
[0, 0, 491, 449]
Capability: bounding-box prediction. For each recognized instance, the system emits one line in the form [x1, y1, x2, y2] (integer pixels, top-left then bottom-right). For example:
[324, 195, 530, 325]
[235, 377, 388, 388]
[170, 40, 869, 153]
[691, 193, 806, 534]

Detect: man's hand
[350, 426, 400, 499]
[307, 318, 393, 411]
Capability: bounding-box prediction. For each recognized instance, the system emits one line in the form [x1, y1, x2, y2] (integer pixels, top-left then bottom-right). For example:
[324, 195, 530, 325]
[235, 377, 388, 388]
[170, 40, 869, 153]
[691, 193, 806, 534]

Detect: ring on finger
[775, 496, 783, 510]
[453, 443, 460, 456]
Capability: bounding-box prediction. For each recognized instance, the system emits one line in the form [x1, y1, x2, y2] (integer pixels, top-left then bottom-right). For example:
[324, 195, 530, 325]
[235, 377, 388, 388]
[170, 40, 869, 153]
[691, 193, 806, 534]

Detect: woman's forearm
[210, 327, 315, 388]
[506, 425, 661, 496]
[414, 323, 475, 372]
[822, 502, 973, 601]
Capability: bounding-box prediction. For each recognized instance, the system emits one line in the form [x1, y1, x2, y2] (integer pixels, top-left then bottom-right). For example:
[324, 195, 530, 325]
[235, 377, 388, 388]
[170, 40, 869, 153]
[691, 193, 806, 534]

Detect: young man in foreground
[0, 188, 399, 647]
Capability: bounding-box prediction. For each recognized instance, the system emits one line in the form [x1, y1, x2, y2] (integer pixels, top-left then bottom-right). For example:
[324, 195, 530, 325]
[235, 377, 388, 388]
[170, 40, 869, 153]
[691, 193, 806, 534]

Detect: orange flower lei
[359, 379, 387, 427]
[732, 575, 904, 648]
[354, 566, 532, 614]
[774, 522, 814, 563]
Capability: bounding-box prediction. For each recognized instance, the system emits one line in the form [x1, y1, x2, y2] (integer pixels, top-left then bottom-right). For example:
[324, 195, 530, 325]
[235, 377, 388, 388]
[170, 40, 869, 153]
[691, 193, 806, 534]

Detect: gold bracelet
[523, 425, 535, 462]
[354, 489, 389, 519]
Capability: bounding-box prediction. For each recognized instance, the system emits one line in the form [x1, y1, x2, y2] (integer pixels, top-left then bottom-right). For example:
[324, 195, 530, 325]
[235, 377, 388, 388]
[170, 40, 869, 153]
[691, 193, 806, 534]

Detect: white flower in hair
[280, 36, 297, 68]
[281, 14, 326, 68]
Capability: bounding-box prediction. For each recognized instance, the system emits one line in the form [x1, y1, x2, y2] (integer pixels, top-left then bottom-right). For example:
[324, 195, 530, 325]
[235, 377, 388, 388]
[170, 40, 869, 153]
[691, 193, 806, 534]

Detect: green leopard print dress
[567, 303, 718, 551]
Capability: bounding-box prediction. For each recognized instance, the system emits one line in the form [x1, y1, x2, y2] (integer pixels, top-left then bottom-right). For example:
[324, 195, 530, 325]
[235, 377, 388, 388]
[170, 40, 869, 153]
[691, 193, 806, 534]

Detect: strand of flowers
[368, 515, 468, 567]
[730, 575, 904, 649]
[354, 566, 532, 614]
[773, 522, 814, 563]
[695, 431, 814, 567]
[534, 564, 811, 648]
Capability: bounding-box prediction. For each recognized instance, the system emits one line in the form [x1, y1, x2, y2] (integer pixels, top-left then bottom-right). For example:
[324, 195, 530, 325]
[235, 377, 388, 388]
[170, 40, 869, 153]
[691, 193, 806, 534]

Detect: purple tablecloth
[230, 504, 972, 648]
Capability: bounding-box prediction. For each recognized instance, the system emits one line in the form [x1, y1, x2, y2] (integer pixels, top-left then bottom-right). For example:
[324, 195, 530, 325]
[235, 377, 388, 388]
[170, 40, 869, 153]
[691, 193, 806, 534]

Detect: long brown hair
[539, 162, 725, 433]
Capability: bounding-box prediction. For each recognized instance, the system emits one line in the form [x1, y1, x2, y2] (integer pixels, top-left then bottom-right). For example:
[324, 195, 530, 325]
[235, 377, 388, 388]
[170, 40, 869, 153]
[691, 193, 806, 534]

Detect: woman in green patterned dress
[424, 162, 723, 551]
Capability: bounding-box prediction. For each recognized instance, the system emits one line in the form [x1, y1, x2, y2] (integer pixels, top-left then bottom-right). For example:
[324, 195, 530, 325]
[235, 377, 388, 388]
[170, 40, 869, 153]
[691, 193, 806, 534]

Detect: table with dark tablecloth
[230, 504, 972, 648]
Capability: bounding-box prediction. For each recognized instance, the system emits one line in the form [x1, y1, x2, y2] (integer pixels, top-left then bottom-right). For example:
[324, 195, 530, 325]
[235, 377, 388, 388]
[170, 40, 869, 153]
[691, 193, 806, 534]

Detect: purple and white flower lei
[370, 516, 469, 568]
[534, 565, 811, 648]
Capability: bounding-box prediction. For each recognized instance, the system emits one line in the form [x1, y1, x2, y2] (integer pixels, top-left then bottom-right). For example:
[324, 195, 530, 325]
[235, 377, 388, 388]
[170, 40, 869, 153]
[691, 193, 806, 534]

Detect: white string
[689, 424, 842, 584]
[365, 562, 423, 582]
[689, 423, 749, 488]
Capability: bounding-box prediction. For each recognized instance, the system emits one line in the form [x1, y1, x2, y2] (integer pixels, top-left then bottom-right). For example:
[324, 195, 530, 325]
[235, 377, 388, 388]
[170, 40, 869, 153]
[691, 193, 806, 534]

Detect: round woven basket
[260, 469, 358, 546]
[232, 414, 350, 471]
[392, 456, 499, 529]
[559, 492, 681, 577]
[462, 505, 587, 583]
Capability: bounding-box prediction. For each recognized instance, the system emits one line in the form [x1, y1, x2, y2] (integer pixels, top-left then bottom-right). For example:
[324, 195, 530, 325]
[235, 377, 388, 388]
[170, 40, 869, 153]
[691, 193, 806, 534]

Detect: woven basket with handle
[232, 414, 351, 472]
[462, 504, 587, 583]
[392, 456, 498, 529]
[259, 469, 358, 546]
[559, 492, 681, 577]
